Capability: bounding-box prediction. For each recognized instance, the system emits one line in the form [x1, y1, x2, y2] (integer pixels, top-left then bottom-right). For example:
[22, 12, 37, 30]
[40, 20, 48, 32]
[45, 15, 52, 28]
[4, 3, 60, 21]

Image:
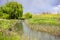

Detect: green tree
[1, 2, 23, 19]
[23, 12, 32, 19]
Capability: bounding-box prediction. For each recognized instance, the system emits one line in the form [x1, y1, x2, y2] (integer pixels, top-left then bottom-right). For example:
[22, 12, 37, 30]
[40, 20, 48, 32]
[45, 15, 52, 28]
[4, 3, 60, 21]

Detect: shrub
[23, 12, 32, 19]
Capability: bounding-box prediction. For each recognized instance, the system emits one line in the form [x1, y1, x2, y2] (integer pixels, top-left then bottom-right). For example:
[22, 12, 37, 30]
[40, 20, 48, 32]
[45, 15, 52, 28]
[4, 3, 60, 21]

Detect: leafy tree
[1, 2, 23, 19]
[7, 2, 23, 19]
[0, 12, 9, 19]
[23, 12, 32, 19]
[2, 13, 9, 19]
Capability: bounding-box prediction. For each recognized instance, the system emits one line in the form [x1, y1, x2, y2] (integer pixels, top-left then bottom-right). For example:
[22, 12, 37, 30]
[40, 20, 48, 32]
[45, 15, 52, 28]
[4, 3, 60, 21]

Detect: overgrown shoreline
[24, 20, 60, 36]
[0, 19, 21, 40]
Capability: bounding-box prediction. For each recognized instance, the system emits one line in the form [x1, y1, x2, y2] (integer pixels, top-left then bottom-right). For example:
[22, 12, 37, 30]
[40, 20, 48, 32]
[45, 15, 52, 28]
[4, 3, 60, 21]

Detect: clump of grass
[0, 31, 20, 40]
[0, 19, 21, 40]
[0, 19, 18, 29]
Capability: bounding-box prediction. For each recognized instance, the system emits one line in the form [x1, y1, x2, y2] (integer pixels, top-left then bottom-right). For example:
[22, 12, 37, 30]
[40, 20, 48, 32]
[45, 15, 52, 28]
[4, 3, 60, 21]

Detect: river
[15, 21, 60, 40]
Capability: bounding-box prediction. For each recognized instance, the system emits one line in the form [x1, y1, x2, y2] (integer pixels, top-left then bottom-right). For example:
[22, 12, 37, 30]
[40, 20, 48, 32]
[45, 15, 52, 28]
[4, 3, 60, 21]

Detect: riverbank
[24, 14, 60, 36]
[0, 19, 22, 40]
[24, 20, 60, 36]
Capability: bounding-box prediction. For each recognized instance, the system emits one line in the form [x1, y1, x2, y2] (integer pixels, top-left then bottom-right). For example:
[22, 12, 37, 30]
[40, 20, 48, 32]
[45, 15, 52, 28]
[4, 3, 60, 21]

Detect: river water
[15, 21, 60, 40]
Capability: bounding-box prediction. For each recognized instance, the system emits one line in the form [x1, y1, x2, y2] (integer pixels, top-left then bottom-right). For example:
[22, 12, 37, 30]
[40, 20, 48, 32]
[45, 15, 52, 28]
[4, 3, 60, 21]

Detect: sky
[0, 0, 60, 13]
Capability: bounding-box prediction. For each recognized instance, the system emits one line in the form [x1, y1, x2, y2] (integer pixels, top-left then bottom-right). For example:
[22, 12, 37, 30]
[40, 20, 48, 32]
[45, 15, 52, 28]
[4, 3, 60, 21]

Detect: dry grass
[24, 20, 60, 36]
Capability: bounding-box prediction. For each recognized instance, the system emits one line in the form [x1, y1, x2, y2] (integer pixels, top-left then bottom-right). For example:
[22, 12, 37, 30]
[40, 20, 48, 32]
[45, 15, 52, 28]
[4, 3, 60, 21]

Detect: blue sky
[0, 0, 60, 13]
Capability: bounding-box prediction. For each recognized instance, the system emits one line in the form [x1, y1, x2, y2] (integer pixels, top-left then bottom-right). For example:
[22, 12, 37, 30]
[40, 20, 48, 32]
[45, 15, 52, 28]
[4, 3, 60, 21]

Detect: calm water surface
[15, 21, 60, 40]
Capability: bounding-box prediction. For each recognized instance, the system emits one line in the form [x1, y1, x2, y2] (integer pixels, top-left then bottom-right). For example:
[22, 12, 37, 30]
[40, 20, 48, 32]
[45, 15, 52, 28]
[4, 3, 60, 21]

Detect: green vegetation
[25, 14, 60, 36]
[0, 2, 23, 19]
[0, 1, 60, 40]
[0, 32, 20, 40]
[0, 2, 24, 40]
[0, 19, 18, 29]
[0, 19, 21, 40]
[28, 14, 60, 26]
[23, 12, 32, 19]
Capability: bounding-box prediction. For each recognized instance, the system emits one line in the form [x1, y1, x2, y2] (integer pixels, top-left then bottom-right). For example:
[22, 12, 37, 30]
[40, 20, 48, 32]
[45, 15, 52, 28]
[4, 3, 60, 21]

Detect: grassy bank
[0, 19, 35, 40]
[25, 14, 60, 36]
[0, 19, 21, 40]
[0, 19, 18, 29]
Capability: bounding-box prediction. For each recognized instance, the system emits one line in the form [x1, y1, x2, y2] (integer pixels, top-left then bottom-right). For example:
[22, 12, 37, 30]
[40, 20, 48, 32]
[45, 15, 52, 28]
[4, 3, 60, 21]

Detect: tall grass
[28, 14, 60, 26]
[0, 19, 21, 40]
[25, 14, 60, 35]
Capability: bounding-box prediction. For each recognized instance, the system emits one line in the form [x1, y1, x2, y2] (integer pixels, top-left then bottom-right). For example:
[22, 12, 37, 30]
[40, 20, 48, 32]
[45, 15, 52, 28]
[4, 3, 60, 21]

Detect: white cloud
[50, 5, 60, 14]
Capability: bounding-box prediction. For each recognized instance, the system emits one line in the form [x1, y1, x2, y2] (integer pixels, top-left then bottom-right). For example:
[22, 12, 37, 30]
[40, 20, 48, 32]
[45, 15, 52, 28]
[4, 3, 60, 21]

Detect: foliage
[0, 19, 21, 40]
[0, 20, 17, 29]
[2, 13, 9, 19]
[28, 14, 60, 26]
[0, 12, 9, 19]
[0, 2, 23, 19]
[23, 12, 32, 19]
[0, 32, 20, 40]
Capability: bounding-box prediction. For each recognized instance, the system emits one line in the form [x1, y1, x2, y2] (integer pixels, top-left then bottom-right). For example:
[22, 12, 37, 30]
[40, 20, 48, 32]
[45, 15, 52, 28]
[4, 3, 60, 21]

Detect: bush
[23, 12, 32, 19]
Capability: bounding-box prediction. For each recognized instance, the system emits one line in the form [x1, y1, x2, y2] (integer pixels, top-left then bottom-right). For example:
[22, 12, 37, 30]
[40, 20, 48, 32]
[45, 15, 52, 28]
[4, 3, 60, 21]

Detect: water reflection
[22, 22, 60, 40]
[14, 21, 23, 35]
[13, 21, 60, 40]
